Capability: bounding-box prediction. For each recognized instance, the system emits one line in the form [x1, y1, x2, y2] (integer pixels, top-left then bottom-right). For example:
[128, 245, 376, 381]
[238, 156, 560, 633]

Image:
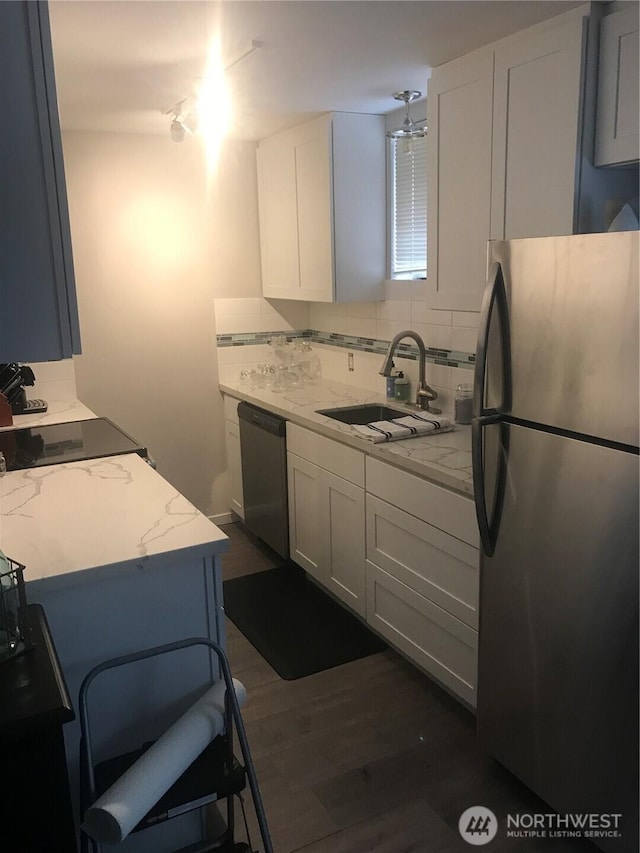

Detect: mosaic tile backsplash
[216, 329, 475, 371]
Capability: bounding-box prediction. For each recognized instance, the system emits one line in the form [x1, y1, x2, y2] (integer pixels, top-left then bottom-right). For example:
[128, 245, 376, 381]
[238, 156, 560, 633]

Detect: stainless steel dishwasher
[237, 401, 289, 559]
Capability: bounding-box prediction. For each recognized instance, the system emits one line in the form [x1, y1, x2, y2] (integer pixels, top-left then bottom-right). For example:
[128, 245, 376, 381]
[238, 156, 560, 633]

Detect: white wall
[27, 359, 77, 402]
[63, 131, 261, 518]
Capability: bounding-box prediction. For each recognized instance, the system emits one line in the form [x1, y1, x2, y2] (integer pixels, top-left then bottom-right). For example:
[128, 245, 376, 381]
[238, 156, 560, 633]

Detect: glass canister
[394, 372, 411, 403]
[295, 341, 322, 383]
[454, 383, 474, 424]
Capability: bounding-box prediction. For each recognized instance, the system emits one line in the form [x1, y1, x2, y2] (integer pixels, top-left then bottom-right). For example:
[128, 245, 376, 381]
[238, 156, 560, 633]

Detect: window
[389, 135, 427, 280]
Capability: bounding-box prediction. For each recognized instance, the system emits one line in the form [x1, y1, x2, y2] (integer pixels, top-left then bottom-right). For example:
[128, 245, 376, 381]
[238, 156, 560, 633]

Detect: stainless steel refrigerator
[472, 231, 639, 852]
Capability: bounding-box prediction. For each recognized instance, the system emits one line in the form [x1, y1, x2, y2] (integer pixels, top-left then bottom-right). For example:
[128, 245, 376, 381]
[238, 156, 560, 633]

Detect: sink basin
[316, 404, 409, 425]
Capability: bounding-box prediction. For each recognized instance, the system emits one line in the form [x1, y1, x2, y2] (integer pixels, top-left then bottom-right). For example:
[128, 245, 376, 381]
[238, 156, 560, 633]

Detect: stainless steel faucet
[379, 330, 441, 413]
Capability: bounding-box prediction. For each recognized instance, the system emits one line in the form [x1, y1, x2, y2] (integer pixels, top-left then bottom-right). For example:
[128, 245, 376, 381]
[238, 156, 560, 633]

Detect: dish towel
[352, 412, 455, 443]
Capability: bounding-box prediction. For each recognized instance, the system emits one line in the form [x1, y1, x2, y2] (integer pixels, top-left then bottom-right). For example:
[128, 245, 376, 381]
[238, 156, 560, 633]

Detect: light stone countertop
[219, 377, 474, 497]
[0, 398, 97, 431]
[0, 452, 228, 593]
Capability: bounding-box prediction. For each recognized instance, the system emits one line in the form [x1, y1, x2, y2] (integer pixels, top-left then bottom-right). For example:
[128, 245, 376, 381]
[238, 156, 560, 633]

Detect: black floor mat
[223, 563, 387, 680]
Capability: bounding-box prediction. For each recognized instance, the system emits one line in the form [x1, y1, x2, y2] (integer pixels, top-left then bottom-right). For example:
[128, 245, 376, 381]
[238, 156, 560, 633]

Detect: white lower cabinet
[287, 451, 323, 579]
[366, 495, 478, 628]
[284, 422, 481, 706]
[366, 561, 478, 707]
[324, 471, 366, 615]
[223, 395, 244, 519]
[365, 458, 480, 707]
[287, 423, 366, 616]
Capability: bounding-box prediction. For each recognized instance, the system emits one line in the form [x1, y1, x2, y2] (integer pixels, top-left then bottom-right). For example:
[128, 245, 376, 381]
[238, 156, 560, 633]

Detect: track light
[163, 40, 262, 147]
[170, 118, 186, 142]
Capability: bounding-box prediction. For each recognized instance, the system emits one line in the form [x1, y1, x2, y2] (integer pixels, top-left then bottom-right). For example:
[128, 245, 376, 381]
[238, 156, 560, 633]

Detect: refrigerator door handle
[474, 261, 512, 418]
[472, 416, 492, 554]
[472, 415, 509, 557]
[473, 258, 511, 556]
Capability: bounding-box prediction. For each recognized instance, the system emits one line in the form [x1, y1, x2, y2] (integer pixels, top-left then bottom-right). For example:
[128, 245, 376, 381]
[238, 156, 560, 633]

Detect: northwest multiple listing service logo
[459, 807, 499, 845]
[458, 807, 624, 846]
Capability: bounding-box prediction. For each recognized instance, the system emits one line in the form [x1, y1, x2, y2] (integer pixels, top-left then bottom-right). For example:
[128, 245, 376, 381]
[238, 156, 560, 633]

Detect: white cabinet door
[331, 112, 386, 303]
[256, 112, 385, 303]
[295, 120, 334, 301]
[287, 451, 366, 615]
[491, 16, 586, 239]
[256, 137, 300, 299]
[287, 452, 323, 582]
[323, 471, 366, 617]
[287, 423, 366, 616]
[595, 5, 640, 166]
[427, 49, 495, 311]
[224, 420, 244, 520]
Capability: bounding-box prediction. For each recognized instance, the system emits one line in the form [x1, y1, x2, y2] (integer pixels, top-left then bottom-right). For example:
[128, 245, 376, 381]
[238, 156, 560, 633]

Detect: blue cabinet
[0, 1, 81, 362]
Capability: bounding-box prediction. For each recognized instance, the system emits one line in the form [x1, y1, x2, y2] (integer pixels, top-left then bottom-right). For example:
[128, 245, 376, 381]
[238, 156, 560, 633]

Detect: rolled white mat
[82, 677, 246, 844]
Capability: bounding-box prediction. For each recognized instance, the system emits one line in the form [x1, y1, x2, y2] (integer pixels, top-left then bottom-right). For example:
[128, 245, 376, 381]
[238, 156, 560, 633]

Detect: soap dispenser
[394, 371, 410, 403]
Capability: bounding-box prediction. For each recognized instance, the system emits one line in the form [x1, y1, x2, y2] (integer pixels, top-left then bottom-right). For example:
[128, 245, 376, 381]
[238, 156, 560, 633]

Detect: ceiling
[49, 0, 583, 142]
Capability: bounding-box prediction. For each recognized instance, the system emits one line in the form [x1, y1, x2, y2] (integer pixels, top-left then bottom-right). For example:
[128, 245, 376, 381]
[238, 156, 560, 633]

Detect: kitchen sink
[316, 403, 409, 425]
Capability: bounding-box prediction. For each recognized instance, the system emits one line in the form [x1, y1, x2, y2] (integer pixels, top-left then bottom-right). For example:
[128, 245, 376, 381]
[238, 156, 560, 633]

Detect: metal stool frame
[78, 637, 273, 853]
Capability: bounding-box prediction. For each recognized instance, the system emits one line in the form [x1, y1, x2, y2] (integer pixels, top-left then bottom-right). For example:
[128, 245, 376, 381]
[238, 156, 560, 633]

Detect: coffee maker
[0, 363, 47, 415]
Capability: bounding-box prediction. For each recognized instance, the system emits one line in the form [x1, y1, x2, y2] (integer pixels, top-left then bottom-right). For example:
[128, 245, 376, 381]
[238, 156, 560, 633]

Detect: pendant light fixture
[386, 90, 427, 139]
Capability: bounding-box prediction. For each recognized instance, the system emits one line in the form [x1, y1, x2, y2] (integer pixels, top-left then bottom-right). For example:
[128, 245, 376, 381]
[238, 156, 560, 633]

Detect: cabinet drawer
[366, 561, 477, 707]
[366, 457, 478, 546]
[223, 394, 240, 425]
[366, 495, 478, 628]
[287, 423, 364, 486]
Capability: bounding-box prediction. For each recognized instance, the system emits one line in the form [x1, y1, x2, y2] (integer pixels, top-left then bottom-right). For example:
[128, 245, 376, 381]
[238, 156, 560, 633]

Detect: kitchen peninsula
[0, 407, 229, 851]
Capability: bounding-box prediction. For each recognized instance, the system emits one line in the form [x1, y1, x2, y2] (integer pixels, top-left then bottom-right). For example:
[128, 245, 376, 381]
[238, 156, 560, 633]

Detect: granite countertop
[219, 377, 474, 497]
[0, 452, 228, 594]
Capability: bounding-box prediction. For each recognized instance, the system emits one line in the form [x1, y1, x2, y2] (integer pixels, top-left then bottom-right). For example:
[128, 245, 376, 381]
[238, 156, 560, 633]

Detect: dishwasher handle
[237, 401, 287, 437]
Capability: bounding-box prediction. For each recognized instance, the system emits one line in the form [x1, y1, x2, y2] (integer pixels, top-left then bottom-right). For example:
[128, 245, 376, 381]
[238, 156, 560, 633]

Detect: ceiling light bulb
[198, 37, 232, 172]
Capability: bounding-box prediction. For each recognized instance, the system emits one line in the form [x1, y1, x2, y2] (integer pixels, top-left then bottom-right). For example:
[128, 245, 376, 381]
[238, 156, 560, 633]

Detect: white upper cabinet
[491, 16, 586, 240]
[0, 1, 81, 362]
[427, 4, 633, 312]
[256, 112, 386, 303]
[256, 139, 300, 298]
[426, 49, 495, 311]
[595, 4, 640, 166]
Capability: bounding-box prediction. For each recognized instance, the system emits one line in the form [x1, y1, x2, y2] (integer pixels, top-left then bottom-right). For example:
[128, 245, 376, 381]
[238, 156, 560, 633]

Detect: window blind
[390, 135, 427, 278]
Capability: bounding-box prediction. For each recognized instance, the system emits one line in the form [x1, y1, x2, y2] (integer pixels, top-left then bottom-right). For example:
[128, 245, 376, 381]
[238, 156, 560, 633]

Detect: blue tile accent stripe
[216, 329, 475, 369]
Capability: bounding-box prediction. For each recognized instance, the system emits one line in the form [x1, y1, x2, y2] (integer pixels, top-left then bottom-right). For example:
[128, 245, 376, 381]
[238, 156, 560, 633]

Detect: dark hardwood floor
[220, 522, 597, 853]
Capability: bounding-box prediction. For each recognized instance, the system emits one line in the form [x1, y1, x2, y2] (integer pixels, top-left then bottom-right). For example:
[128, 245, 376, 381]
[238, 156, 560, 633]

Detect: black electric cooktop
[0, 418, 148, 472]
